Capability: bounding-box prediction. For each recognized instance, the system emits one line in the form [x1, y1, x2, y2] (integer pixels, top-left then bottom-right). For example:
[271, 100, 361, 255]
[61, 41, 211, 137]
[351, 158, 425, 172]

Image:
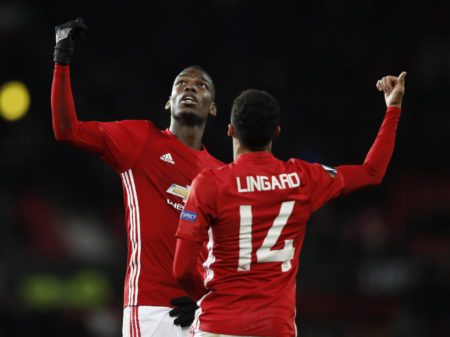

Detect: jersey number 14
[238, 201, 295, 272]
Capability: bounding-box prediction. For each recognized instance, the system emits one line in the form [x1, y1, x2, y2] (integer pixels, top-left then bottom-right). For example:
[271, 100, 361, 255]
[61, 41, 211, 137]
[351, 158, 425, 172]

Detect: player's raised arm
[337, 72, 407, 193]
[51, 18, 104, 155]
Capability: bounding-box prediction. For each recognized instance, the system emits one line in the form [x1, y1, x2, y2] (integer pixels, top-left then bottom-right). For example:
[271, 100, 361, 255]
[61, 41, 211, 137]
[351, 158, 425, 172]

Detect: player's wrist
[386, 106, 401, 115]
[54, 41, 74, 64]
[54, 53, 72, 65]
[54, 63, 70, 70]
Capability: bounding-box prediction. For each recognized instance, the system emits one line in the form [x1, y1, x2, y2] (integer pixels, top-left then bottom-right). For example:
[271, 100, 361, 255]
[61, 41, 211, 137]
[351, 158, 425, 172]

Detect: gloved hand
[54, 17, 88, 65]
[169, 296, 199, 327]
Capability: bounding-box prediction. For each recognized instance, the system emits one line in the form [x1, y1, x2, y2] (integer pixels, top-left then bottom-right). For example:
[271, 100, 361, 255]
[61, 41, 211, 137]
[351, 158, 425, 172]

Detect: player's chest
[133, 141, 211, 210]
[139, 141, 206, 179]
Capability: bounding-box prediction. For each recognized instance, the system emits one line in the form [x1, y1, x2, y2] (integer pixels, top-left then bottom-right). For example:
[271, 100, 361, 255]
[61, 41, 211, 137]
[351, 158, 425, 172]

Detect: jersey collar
[163, 128, 207, 152]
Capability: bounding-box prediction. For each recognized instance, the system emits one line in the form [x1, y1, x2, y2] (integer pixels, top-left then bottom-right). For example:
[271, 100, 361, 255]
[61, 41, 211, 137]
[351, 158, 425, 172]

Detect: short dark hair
[179, 65, 215, 100]
[231, 89, 280, 150]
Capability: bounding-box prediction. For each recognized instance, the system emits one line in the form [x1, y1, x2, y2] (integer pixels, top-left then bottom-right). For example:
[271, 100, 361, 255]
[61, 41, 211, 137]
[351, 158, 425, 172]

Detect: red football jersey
[175, 107, 401, 336]
[51, 64, 224, 307]
[51, 64, 223, 307]
[102, 121, 224, 307]
[177, 152, 346, 336]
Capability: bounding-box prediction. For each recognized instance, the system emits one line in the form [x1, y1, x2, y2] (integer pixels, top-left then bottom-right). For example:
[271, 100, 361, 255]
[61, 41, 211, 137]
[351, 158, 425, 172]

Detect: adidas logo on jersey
[160, 153, 175, 164]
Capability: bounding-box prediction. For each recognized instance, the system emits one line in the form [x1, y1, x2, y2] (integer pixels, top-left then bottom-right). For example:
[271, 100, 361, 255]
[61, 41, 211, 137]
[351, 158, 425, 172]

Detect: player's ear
[209, 102, 217, 116]
[274, 126, 281, 138]
[165, 98, 171, 110]
[228, 124, 234, 137]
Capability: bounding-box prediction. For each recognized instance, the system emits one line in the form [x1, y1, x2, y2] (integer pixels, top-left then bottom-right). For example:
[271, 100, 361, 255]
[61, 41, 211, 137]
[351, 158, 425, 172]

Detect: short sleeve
[176, 169, 218, 243]
[291, 159, 346, 212]
[98, 120, 151, 172]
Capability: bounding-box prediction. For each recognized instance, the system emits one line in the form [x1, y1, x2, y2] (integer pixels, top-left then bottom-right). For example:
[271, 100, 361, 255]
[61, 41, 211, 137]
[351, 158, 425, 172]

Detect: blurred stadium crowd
[0, 0, 449, 336]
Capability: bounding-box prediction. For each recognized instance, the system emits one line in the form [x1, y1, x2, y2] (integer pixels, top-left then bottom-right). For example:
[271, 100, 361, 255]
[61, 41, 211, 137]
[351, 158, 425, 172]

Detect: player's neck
[169, 122, 206, 151]
[233, 138, 273, 160]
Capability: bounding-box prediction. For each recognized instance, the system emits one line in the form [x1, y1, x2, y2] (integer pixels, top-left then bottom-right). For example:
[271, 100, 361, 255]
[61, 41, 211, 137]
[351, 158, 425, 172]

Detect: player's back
[197, 151, 318, 337]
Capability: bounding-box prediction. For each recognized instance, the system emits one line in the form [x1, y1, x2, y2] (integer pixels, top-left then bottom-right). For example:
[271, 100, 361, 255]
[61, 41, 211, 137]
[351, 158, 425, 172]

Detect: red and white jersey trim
[191, 292, 211, 337]
[130, 306, 141, 337]
[191, 229, 215, 337]
[203, 227, 215, 288]
[122, 169, 142, 306]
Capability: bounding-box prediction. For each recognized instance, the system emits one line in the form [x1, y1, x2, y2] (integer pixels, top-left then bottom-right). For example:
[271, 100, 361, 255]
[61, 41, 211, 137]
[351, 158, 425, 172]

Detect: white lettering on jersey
[167, 199, 184, 210]
[236, 173, 300, 193]
[238, 201, 295, 272]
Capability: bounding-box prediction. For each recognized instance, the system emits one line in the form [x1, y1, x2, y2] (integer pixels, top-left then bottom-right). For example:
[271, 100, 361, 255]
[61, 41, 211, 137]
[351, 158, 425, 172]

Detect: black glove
[169, 296, 199, 327]
[54, 17, 88, 65]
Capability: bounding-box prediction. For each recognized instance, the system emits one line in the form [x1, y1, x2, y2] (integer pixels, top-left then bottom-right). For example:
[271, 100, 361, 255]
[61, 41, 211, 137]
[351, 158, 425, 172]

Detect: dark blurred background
[1, 0, 449, 336]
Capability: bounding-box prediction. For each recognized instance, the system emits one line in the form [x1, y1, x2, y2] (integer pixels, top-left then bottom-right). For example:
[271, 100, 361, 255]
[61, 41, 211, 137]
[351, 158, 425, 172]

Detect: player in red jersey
[51, 18, 223, 337]
[174, 72, 407, 336]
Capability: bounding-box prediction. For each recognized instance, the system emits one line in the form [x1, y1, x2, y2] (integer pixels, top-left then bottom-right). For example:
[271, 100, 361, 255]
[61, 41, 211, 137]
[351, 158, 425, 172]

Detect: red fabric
[51, 64, 105, 156]
[338, 107, 401, 195]
[175, 108, 401, 337]
[51, 64, 224, 307]
[173, 238, 205, 301]
[51, 64, 149, 171]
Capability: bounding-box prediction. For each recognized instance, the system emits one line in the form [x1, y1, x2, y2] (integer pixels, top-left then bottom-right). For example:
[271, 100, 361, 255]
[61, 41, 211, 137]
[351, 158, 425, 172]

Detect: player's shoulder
[193, 163, 229, 183]
[96, 119, 153, 138]
[119, 120, 172, 141]
[287, 157, 309, 169]
[288, 157, 338, 179]
[280, 157, 310, 173]
[111, 119, 152, 126]
[190, 168, 217, 193]
[102, 119, 154, 132]
[200, 163, 228, 177]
